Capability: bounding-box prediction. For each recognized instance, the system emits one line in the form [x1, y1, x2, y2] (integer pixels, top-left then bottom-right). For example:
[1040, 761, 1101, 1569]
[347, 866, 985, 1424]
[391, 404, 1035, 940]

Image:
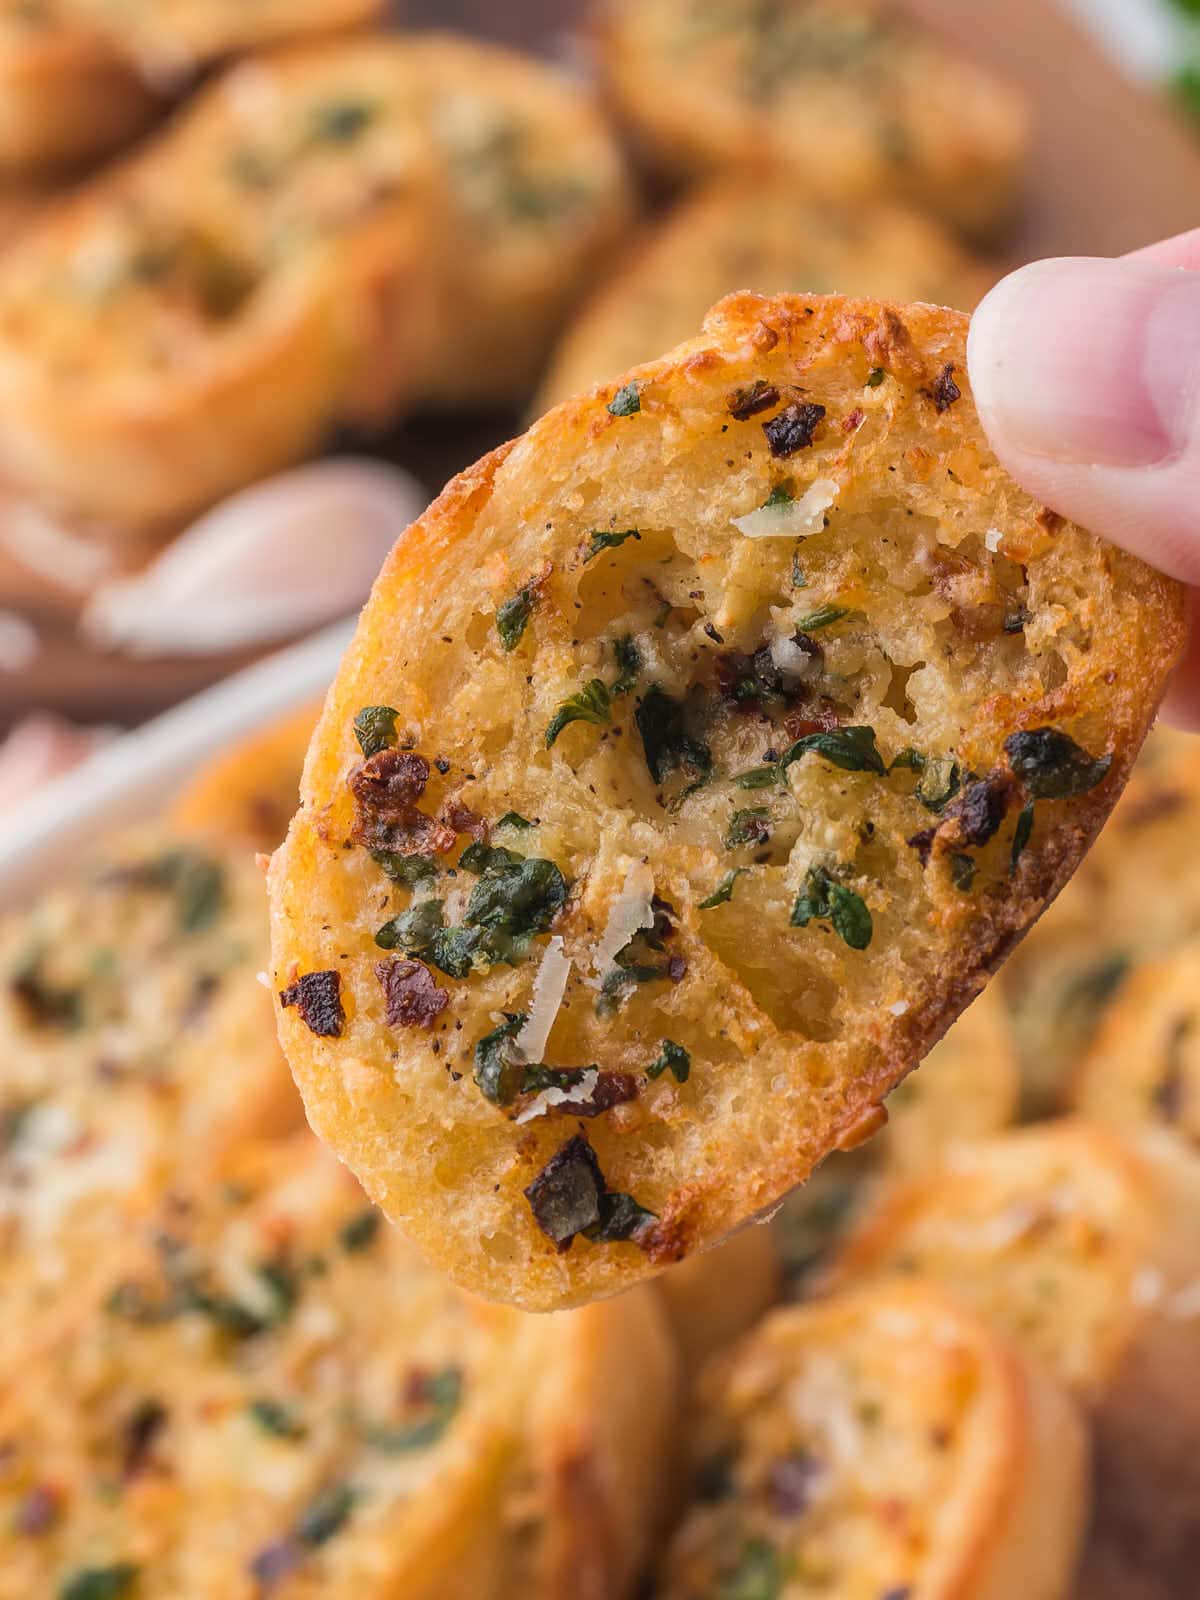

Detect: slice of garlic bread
[385, 34, 635, 410]
[828, 1120, 1200, 1585]
[0, 829, 296, 1376]
[1072, 936, 1200, 1155]
[1000, 725, 1200, 1114]
[0, 0, 385, 179]
[0, 33, 631, 533]
[0, 1134, 679, 1600]
[0, 38, 441, 532]
[269, 291, 1185, 1311]
[171, 700, 321, 854]
[592, 0, 1030, 236]
[657, 1280, 1088, 1600]
[537, 174, 996, 411]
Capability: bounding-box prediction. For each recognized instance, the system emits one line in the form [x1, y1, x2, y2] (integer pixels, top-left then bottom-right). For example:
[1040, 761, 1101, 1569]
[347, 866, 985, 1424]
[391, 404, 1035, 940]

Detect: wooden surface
[7, 0, 1200, 729]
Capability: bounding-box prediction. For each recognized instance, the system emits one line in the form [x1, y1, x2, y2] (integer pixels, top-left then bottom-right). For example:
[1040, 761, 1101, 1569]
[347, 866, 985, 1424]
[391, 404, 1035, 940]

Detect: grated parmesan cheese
[733, 478, 839, 540]
[514, 936, 571, 1064]
[590, 862, 655, 986]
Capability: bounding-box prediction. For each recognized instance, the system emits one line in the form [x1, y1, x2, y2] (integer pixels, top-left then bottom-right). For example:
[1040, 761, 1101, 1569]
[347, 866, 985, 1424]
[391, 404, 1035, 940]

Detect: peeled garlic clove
[82, 458, 428, 656]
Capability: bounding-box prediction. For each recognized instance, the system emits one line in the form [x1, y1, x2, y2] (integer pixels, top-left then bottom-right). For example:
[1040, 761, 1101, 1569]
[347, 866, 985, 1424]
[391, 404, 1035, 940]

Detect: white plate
[0, 617, 355, 909]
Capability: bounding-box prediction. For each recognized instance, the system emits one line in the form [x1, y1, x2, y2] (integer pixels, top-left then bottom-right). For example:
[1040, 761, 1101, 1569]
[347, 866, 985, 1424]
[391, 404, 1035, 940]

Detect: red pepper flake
[842, 407, 864, 433]
[375, 960, 448, 1028]
[280, 970, 345, 1038]
[439, 798, 485, 840]
[728, 380, 780, 420]
[349, 749, 456, 856]
[764, 401, 826, 457]
[926, 363, 961, 413]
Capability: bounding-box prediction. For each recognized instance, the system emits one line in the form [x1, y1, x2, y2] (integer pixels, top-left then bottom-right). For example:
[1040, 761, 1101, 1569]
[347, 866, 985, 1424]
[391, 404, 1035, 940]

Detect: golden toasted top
[828, 1120, 1167, 1395]
[659, 1280, 1041, 1600]
[270, 291, 1184, 1310]
[0, 829, 292, 1294]
[594, 0, 1028, 231]
[0, 1135, 527, 1600]
[538, 174, 996, 409]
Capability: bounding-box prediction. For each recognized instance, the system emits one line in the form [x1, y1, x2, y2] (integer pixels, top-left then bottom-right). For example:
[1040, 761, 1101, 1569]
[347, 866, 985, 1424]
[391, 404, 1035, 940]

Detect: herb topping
[791, 866, 873, 950]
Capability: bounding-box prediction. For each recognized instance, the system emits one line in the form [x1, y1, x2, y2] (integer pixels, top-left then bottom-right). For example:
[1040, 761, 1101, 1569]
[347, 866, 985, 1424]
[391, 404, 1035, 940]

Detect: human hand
[967, 231, 1200, 729]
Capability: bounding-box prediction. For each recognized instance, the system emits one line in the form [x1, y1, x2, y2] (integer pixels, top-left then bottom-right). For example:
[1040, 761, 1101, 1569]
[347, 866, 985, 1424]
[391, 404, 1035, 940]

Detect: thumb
[967, 255, 1200, 587]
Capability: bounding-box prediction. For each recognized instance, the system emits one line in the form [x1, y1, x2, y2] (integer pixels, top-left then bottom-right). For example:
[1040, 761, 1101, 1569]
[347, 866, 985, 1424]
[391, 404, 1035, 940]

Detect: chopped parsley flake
[793, 604, 848, 631]
[370, 850, 436, 889]
[791, 866, 873, 950]
[295, 1483, 356, 1546]
[585, 528, 641, 561]
[647, 1039, 690, 1082]
[725, 807, 772, 848]
[496, 811, 535, 830]
[612, 635, 642, 695]
[249, 1399, 306, 1440]
[496, 582, 540, 651]
[635, 686, 713, 789]
[545, 679, 611, 748]
[1010, 800, 1035, 873]
[607, 381, 641, 417]
[339, 1209, 381, 1253]
[366, 1368, 462, 1453]
[1004, 728, 1111, 799]
[353, 705, 399, 759]
[699, 869, 746, 909]
[60, 1568, 140, 1600]
[311, 101, 375, 143]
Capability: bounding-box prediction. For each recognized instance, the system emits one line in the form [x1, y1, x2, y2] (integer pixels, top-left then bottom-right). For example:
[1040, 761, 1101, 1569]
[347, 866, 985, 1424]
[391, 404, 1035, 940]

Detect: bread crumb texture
[270, 292, 1187, 1310]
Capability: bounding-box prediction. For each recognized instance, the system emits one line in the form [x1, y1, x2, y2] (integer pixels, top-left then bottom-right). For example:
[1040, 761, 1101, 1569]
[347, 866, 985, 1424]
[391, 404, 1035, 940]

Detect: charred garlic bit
[524, 1134, 655, 1251]
[279, 970, 344, 1038]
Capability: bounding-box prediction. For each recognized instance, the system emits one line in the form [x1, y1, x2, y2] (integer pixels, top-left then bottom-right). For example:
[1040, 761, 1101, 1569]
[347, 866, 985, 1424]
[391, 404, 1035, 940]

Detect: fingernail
[967, 257, 1200, 468]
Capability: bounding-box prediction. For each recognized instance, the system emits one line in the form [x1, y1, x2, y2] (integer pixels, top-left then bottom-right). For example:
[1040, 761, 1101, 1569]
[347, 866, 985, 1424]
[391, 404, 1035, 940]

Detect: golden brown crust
[592, 0, 1030, 237]
[537, 173, 997, 412]
[827, 1120, 1200, 1589]
[269, 290, 1186, 1311]
[0, 827, 297, 1381]
[0, 33, 631, 533]
[171, 699, 321, 853]
[0, 1131, 680, 1600]
[657, 1280, 1088, 1600]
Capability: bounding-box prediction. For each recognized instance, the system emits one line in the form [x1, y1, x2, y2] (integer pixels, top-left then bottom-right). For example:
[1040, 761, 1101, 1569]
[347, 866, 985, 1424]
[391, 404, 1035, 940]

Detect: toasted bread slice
[1000, 725, 1200, 1114]
[0, 1134, 679, 1600]
[828, 1120, 1200, 1581]
[592, 0, 1029, 237]
[383, 34, 635, 410]
[1072, 936, 1200, 1154]
[0, 828, 296, 1376]
[172, 700, 321, 853]
[268, 291, 1185, 1311]
[0, 33, 631, 532]
[0, 0, 384, 179]
[0, 38, 444, 533]
[537, 174, 996, 411]
[657, 1279, 1088, 1600]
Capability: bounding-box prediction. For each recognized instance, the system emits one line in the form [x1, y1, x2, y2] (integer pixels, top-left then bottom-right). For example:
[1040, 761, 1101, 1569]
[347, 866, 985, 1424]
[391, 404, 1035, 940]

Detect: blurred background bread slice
[656, 1279, 1089, 1600]
[536, 172, 996, 411]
